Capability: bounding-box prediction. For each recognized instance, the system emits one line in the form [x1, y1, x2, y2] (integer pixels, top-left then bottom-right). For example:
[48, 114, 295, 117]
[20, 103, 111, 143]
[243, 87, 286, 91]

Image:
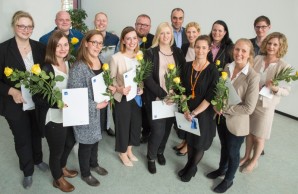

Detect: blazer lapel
[9, 38, 26, 71]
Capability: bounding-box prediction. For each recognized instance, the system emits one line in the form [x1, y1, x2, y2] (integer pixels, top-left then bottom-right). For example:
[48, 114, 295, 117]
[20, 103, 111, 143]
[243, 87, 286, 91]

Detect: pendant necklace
[190, 60, 208, 99]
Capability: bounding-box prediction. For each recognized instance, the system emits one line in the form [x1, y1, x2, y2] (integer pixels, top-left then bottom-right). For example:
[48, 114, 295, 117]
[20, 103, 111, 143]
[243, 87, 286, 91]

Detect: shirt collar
[229, 61, 250, 77]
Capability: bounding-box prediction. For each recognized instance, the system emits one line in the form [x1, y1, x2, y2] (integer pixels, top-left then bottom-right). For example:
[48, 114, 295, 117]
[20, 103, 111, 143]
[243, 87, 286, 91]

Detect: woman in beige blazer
[206, 39, 260, 193]
[240, 32, 290, 173]
[110, 26, 143, 167]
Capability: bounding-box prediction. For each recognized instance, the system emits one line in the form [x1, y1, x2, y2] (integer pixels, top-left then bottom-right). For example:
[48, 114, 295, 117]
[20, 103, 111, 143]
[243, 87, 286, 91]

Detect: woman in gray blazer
[240, 32, 290, 173]
[206, 39, 260, 193]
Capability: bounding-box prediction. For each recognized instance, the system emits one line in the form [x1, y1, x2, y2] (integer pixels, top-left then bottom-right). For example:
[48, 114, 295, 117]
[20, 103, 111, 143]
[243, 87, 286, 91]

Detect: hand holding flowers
[272, 67, 298, 86]
[102, 63, 115, 106]
[134, 51, 152, 89]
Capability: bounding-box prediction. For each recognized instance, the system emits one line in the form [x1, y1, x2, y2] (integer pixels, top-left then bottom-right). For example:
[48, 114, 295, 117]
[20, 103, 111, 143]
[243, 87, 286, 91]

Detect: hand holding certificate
[175, 112, 200, 136]
[91, 73, 110, 103]
[152, 100, 178, 120]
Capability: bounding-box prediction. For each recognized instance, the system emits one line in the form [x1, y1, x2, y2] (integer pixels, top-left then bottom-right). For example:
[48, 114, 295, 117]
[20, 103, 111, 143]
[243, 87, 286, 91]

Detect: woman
[206, 39, 259, 193]
[33, 30, 77, 192]
[178, 35, 218, 182]
[68, 30, 111, 186]
[110, 26, 143, 167]
[143, 22, 186, 174]
[207, 20, 234, 70]
[174, 22, 201, 156]
[250, 16, 271, 56]
[0, 10, 48, 189]
[240, 32, 290, 173]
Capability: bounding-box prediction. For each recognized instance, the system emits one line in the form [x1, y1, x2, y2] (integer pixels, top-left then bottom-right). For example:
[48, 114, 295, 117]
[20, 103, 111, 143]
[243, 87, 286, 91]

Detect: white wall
[0, 0, 297, 117]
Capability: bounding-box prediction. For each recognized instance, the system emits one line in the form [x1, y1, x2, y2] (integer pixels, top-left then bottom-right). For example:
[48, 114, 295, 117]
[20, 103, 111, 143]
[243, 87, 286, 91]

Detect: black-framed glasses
[255, 26, 268, 30]
[88, 41, 103, 47]
[136, 23, 150, 28]
[17, 25, 34, 31]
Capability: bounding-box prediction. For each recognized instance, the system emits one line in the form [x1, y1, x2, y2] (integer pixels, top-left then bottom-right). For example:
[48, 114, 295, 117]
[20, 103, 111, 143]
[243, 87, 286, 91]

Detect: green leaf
[55, 75, 64, 82]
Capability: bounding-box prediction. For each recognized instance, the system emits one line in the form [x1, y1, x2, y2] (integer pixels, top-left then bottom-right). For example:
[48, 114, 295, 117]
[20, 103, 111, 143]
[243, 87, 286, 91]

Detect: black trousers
[114, 97, 142, 153]
[78, 142, 99, 177]
[44, 122, 75, 180]
[141, 105, 151, 137]
[147, 115, 175, 160]
[6, 109, 43, 177]
[100, 106, 108, 131]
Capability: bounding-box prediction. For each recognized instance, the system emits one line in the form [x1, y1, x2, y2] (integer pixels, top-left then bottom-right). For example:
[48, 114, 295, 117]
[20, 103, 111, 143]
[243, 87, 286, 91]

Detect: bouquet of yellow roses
[272, 67, 298, 86]
[134, 51, 152, 89]
[102, 63, 115, 106]
[4, 64, 65, 109]
[211, 72, 229, 124]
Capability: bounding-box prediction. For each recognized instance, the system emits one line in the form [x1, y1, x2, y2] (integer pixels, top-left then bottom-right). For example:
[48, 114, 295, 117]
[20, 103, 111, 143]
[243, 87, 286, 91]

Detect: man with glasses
[171, 8, 188, 48]
[250, 15, 271, 56]
[39, 11, 83, 50]
[134, 14, 154, 144]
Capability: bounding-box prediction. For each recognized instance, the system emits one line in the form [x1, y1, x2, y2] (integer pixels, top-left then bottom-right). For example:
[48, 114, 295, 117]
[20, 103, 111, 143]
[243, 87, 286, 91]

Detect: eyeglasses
[88, 41, 104, 47]
[136, 23, 150, 28]
[255, 26, 268, 30]
[16, 25, 34, 31]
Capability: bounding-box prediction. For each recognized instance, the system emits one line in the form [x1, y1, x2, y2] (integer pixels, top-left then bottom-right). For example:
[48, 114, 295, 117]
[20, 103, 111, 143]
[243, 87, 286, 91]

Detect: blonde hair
[260, 32, 288, 58]
[151, 22, 174, 48]
[234, 38, 255, 66]
[11, 10, 34, 28]
[185, 22, 200, 34]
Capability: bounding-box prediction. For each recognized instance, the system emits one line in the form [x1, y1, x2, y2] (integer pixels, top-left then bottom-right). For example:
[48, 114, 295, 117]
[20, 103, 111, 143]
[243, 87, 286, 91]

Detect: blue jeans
[217, 116, 245, 182]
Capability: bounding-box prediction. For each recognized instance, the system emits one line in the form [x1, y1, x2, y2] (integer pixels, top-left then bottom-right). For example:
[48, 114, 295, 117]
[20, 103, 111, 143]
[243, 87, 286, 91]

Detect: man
[135, 14, 154, 49]
[134, 14, 154, 143]
[170, 8, 188, 48]
[94, 12, 118, 137]
[39, 11, 83, 50]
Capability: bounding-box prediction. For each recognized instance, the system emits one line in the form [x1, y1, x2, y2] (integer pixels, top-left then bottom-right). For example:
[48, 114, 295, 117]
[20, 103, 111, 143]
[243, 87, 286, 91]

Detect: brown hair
[194, 35, 211, 47]
[260, 32, 288, 58]
[120, 26, 139, 53]
[77, 30, 104, 67]
[234, 38, 255, 66]
[45, 30, 70, 65]
[11, 10, 34, 28]
[254, 15, 271, 26]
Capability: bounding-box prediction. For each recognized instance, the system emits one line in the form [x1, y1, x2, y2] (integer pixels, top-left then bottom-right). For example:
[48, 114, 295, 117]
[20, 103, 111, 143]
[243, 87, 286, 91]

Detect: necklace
[190, 60, 208, 99]
[159, 50, 173, 56]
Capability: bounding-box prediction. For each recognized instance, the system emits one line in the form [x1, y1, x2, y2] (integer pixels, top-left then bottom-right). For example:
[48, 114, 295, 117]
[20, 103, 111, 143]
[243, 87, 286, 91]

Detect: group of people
[0, 7, 291, 193]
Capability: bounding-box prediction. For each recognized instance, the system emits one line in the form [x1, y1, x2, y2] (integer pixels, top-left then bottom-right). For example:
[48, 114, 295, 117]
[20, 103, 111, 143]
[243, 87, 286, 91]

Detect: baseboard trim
[275, 110, 298, 121]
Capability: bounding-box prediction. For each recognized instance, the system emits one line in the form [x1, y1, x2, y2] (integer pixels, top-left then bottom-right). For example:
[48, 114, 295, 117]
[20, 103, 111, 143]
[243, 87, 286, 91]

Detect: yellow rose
[102, 63, 109, 71]
[71, 37, 79, 45]
[136, 53, 143, 61]
[173, 77, 181, 84]
[221, 72, 228, 80]
[167, 63, 175, 70]
[142, 37, 147, 43]
[4, 67, 13, 77]
[31, 64, 41, 75]
[216, 60, 221, 66]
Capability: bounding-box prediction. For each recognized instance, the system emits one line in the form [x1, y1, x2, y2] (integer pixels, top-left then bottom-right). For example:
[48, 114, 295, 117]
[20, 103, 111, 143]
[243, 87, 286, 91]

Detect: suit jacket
[223, 62, 260, 136]
[110, 52, 135, 102]
[0, 38, 46, 119]
[173, 27, 189, 48]
[181, 43, 190, 57]
[140, 33, 154, 49]
[207, 41, 234, 70]
[253, 55, 290, 108]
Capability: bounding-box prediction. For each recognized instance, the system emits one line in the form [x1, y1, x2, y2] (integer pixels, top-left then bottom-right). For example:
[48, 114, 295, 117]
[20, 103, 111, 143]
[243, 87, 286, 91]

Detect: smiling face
[159, 26, 172, 46]
[265, 37, 280, 57]
[211, 24, 226, 44]
[135, 16, 151, 38]
[85, 34, 104, 58]
[186, 26, 200, 45]
[194, 40, 210, 60]
[55, 11, 71, 33]
[14, 17, 33, 40]
[233, 40, 251, 67]
[55, 37, 69, 59]
[122, 31, 138, 52]
[94, 13, 108, 32]
[171, 10, 184, 31]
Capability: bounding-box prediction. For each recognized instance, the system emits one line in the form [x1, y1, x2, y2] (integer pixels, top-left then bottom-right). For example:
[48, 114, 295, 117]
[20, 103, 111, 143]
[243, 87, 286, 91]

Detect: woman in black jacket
[143, 22, 186, 174]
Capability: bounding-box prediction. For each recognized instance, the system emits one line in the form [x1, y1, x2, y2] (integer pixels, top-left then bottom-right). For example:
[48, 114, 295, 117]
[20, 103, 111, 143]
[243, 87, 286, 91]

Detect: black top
[207, 41, 234, 71]
[182, 61, 219, 150]
[92, 69, 103, 75]
[140, 33, 154, 49]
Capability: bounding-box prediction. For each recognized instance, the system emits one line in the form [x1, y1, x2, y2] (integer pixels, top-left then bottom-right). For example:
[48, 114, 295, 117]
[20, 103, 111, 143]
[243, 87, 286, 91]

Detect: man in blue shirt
[171, 8, 188, 48]
[39, 11, 83, 50]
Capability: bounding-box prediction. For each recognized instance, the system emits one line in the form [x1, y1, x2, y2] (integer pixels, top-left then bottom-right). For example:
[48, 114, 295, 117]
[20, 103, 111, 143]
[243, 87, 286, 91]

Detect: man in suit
[39, 11, 83, 50]
[171, 8, 189, 48]
[135, 14, 154, 143]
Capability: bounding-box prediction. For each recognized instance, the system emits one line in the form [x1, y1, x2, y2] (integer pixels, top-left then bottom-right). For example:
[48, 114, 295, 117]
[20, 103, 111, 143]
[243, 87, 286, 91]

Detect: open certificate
[226, 79, 242, 105]
[21, 84, 35, 111]
[91, 73, 110, 103]
[152, 100, 178, 120]
[62, 88, 89, 127]
[123, 69, 137, 101]
[175, 112, 200, 136]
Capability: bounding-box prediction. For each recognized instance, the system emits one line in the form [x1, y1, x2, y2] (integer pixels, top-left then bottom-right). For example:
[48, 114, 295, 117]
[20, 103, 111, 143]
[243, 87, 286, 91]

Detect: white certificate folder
[91, 73, 110, 103]
[152, 100, 178, 120]
[175, 112, 200, 136]
[62, 88, 89, 127]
